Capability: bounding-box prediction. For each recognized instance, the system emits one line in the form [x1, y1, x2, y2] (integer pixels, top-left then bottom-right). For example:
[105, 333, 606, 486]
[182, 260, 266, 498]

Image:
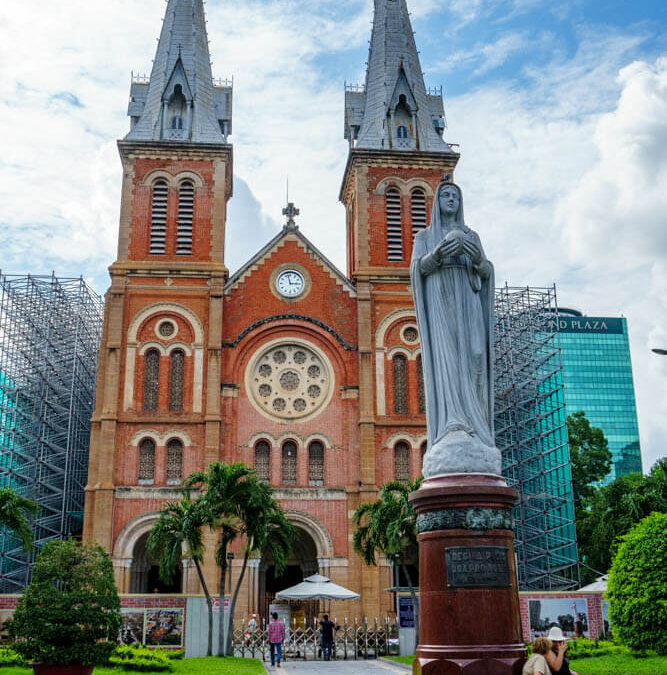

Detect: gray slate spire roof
[345, 0, 454, 153]
[126, 0, 232, 144]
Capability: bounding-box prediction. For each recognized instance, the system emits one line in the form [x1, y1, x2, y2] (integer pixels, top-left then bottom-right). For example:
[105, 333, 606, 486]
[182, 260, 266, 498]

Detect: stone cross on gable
[282, 202, 300, 230]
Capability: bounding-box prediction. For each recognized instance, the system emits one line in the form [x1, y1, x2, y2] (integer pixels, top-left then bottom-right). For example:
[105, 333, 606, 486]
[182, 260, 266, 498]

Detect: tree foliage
[353, 478, 422, 641]
[567, 411, 612, 512]
[577, 458, 667, 578]
[0, 488, 38, 552]
[184, 462, 294, 656]
[147, 496, 215, 656]
[607, 512, 667, 654]
[9, 539, 121, 665]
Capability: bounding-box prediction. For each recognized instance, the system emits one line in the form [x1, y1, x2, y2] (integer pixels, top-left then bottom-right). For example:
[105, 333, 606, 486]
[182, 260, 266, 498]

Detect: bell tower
[83, 0, 232, 593]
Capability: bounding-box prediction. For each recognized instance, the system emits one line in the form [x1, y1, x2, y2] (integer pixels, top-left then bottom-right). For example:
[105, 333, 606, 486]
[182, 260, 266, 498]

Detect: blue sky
[0, 0, 665, 471]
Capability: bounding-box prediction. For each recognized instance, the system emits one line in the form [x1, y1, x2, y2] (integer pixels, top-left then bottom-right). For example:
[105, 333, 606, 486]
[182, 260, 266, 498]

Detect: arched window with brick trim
[150, 180, 168, 254]
[411, 188, 427, 240]
[176, 181, 194, 255]
[386, 187, 403, 261]
[255, 440, 271, 482]
[308, 440, 325, 486]
[138, 439, 155, 484]
[143, 349, 160, 411]
[417, 354, 425, 414]
[169, 350, 185, 412]
[394, 441, 410, 484]
[282, 441, 297, 486]
[166, 438, 183, 485]
[393, 354, 408, 414]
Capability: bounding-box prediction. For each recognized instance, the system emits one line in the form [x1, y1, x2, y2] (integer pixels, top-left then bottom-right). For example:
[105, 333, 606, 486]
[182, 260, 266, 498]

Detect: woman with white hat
[545, 626, 579, 675]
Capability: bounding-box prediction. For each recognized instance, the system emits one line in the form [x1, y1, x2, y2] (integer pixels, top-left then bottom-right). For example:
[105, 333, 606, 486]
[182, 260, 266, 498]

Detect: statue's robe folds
[410, 194, 499, 476]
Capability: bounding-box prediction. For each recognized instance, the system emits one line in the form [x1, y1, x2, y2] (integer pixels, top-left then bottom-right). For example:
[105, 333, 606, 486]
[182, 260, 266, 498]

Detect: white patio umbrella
[275, 574, 360, 601]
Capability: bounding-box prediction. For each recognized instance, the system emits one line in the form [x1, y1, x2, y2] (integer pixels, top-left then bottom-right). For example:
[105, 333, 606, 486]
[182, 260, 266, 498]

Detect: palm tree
[147, 496, 214, 656]
[353, 477, 423, 642]
[228, 486, 295, 653]
[183, 462, 260, 656]
[0, 488, 38, 552]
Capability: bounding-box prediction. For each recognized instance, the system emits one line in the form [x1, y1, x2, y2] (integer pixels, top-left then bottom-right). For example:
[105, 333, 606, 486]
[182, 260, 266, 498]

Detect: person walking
[268, 612, 285, 668]
[319, 614, 336, 660]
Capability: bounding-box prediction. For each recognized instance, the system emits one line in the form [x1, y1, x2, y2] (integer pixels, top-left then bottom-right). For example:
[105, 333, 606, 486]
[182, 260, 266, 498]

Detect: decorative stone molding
[273, 487, 346, 501]
[416, 507, 513, 534]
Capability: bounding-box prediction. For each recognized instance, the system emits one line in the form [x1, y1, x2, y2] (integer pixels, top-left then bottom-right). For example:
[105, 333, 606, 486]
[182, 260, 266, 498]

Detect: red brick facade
[82, 131, 466, 622]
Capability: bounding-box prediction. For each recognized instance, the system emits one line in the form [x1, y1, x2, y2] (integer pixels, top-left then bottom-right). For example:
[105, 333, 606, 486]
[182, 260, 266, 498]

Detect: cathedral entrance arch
[130, 531, 182, 594]
[114, 512, 182, 594]
[259, 513, 332, 624]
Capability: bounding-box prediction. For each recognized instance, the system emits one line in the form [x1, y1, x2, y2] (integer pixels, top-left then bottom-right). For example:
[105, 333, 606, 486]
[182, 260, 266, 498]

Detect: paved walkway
[264, 659, 410, 674]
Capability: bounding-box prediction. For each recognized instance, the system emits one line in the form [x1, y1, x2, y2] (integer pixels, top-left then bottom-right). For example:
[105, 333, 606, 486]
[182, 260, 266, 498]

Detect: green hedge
[565, 639, 627, 659]
[109, 645, 174, 672]
[0, 648, 26, 668]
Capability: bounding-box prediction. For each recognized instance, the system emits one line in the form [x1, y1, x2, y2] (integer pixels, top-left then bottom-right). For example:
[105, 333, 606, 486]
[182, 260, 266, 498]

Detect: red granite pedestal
[410, 474, 526, 675]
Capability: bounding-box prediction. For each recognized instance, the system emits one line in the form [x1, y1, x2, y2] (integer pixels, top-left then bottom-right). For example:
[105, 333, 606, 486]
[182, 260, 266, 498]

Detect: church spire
[126, 0, 232, 144]
[345, 0, 453, 153]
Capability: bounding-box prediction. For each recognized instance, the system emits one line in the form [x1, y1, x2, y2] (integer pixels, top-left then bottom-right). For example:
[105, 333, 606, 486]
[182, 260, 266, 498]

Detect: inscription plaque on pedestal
[446, 546, 510, 588]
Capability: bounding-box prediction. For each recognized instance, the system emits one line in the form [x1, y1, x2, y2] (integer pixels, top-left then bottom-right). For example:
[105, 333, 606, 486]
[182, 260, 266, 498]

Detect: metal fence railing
[232, 617, 400, 661]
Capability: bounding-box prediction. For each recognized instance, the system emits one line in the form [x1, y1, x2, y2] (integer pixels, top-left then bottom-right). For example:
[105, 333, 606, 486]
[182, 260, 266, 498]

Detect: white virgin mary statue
[410, 181, 501, 477]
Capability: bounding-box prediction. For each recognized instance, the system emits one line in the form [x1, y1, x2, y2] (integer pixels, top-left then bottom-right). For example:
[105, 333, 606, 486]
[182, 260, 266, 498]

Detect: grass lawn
[0, 657, 266, 674]
[387, 654, 667, 675]
[571, 654, 667, 675]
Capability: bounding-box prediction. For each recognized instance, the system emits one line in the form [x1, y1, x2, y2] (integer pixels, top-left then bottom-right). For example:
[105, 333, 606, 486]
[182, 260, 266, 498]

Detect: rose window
[403, 326, 419, 344]
[248, 343, 332, 420]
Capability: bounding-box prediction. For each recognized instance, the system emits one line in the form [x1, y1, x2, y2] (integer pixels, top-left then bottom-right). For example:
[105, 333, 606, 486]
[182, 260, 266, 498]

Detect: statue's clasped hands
[434, 230, 482, 265]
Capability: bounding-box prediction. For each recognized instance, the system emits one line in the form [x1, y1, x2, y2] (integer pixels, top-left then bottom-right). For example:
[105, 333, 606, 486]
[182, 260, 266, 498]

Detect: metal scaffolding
[0, 273, 103, 592]
[494, 285, 580, 590]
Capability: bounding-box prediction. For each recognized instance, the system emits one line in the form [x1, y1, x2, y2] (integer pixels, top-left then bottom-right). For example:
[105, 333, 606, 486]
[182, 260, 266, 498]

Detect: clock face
[276, 269, 305, 297]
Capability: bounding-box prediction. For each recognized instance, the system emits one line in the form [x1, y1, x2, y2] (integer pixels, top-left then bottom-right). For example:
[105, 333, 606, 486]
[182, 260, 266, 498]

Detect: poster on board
[119, 610, 145, 645]
[528, 598, 589, 639]
[145, 609, 184, 647]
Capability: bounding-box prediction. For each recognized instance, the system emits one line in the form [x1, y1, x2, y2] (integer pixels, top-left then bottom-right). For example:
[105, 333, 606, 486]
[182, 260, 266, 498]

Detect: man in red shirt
[268, 612, 285, 667]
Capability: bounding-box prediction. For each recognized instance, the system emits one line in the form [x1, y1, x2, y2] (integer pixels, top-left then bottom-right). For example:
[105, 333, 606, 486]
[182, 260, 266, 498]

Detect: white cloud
[446, 47, 667, 470]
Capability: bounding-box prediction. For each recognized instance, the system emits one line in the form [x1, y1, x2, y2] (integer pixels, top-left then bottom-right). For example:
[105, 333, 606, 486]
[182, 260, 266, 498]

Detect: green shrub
[607, 512, 667, 655]
[565, 639, 627, 659]
[0, 647, 26, 667]
[110, 645, 172, 671]
[9, 539, 121, 666]
[166, 649, 184, 660]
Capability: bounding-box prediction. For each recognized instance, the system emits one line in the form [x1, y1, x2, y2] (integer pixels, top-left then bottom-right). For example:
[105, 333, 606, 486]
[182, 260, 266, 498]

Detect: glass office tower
[555, 309, 642, 481]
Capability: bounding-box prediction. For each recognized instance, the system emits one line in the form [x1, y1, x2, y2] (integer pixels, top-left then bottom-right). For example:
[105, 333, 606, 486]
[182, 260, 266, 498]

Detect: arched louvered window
[393, 354, 408, 414]
[397, 125, 408, 139]
[150, 180, 168, 254]
[394, 441, 410, 484]
[308, 441, 325, 486]
[166, 439, 183, 485]
[417, 354, 425, 414]
[169, 350, 185, 412]
[138, 439, 156, 484]
[143, 349, 160, 411]
[177, 181, 194, 255]
[411, 189, 427, 240]
[255, 441, 271, 482]
[386, 188, 403, 261]
[282, 441, 297, 486]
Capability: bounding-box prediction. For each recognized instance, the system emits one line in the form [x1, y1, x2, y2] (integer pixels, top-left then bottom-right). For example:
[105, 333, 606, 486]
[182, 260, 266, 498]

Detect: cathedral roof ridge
[224, 224, 356, 297]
